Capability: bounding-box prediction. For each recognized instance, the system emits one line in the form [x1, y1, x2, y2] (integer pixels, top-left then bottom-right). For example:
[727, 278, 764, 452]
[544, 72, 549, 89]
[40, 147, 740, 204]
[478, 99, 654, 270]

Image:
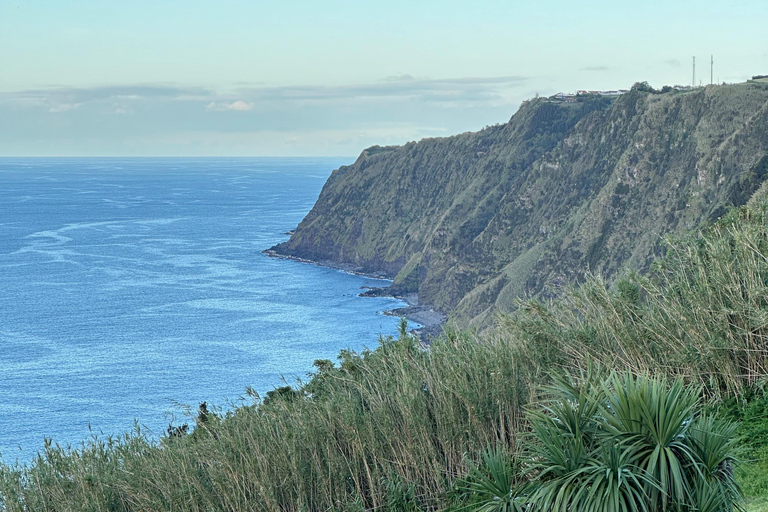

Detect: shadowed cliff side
[270, 82, 768, 327]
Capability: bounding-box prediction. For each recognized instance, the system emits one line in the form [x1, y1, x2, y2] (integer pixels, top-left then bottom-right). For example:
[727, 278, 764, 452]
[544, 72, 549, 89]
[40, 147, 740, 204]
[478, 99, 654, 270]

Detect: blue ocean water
[0, 157, 411, 464]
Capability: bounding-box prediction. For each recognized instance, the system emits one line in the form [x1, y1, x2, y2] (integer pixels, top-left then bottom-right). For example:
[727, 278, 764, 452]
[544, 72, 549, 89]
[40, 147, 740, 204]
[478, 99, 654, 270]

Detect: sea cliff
[271, 82, 768, 327]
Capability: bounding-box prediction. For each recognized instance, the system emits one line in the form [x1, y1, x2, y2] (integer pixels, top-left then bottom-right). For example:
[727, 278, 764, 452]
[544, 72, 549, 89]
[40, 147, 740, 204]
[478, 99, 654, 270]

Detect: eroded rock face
[271, 83, 768, 327]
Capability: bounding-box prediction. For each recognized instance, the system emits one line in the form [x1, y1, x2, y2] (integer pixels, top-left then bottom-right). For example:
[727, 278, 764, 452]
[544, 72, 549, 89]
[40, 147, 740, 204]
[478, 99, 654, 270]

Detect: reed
[504, 196, 768, 398]
[0, 323, 532, 511]
[2, 198, 768, 510]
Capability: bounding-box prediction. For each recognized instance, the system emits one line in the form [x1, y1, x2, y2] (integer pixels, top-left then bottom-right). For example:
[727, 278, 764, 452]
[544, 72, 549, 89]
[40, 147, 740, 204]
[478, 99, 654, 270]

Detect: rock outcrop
[271, 82, 768, 327]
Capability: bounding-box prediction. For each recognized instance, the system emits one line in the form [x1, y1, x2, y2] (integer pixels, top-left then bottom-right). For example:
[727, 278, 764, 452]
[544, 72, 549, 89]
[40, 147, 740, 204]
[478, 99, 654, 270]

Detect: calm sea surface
[0, 157, 411, 464]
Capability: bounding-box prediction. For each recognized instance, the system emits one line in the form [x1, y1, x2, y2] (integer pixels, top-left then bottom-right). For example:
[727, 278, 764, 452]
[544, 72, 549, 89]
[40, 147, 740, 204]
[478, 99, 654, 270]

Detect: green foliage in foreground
[3, 197, 768, 510]
[717, 389, 768, 501]
[504, 195, 768, 398]
[462, 369, 742, 512]
[0, 325, 531, 511]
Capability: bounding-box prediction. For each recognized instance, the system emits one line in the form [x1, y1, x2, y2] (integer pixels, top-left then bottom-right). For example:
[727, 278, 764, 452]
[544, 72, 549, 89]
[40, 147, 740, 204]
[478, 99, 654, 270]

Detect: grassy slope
[719, 391, 768, 511]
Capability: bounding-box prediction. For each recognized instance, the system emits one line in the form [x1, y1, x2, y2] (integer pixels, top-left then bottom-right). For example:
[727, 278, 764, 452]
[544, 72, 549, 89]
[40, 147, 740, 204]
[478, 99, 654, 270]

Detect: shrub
[464, 370, 742, 512]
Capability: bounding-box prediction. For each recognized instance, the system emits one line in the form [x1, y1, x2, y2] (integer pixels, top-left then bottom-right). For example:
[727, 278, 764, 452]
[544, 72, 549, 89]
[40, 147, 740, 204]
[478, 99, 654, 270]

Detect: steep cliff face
[271, 82, 768, 326]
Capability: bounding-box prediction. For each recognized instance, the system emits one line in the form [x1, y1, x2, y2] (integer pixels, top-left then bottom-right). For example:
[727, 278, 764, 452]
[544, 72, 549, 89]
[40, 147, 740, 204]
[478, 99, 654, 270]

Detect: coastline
[263, 249, 446, 338]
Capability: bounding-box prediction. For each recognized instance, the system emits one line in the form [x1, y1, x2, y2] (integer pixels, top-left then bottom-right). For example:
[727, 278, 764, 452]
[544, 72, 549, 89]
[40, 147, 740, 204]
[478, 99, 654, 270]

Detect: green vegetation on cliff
[3, 189, 768, 511]
[272, 82, 768, 327]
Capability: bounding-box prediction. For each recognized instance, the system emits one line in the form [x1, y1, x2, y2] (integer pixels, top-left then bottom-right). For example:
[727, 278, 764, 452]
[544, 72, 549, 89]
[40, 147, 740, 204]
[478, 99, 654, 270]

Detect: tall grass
[504, 197, 768, 397]
[0, 325, 532, 511]
[2, 197, 768, 510]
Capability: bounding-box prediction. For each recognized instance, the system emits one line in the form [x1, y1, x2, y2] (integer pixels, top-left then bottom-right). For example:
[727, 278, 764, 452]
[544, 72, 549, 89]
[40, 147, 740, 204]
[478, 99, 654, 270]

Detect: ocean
[0, 157, 412, 464]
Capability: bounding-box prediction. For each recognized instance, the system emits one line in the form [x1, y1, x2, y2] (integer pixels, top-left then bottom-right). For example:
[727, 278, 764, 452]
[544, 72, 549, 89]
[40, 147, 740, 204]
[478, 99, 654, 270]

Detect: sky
[2, 0, 767, 157]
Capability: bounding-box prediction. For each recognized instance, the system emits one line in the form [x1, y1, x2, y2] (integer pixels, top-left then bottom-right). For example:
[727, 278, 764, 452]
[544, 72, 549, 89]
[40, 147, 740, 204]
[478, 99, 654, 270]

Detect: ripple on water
[0, 157, 415, 463]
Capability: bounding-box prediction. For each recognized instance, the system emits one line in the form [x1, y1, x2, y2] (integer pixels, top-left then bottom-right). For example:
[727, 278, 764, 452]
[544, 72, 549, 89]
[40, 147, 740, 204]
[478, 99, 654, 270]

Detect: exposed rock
[270, 82, 768, 328]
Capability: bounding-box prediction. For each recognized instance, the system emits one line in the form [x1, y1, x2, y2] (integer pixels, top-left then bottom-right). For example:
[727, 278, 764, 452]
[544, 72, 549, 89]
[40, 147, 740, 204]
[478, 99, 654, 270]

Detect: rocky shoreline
[264, 249, 446, 338]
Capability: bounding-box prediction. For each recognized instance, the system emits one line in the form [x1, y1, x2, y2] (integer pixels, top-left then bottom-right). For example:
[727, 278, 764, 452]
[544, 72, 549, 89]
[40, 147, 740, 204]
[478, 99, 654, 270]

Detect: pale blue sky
[2, 0, 767, 156]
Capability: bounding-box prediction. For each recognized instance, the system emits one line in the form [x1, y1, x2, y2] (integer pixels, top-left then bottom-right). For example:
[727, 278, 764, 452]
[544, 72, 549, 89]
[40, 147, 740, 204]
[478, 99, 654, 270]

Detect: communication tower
[692, 56, 696, 88]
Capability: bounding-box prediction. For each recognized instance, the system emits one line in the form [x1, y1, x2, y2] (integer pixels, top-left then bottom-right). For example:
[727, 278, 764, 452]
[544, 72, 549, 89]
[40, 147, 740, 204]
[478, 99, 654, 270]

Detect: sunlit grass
[746, 497, 768, 512]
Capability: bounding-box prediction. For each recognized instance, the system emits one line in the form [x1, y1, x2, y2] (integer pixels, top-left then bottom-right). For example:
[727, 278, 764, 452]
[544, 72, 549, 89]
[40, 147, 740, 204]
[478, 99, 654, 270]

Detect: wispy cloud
[381, 74, 417, 82]
[206, 100, 254, 112]
[231, 75, 528, 108]
[0, 76, 531, 155]
[48, 103, 82, 113]
[111, 104, 131, 115]
[665, 59, 681, 67]
[1, 84, 213, 113]
[580, 66, 611, 72]
[1, 76, 528, 114]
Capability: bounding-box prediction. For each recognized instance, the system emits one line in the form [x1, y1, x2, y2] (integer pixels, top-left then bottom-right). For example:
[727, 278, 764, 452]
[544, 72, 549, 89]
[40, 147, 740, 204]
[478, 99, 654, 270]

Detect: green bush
[463, 370, 742, 512]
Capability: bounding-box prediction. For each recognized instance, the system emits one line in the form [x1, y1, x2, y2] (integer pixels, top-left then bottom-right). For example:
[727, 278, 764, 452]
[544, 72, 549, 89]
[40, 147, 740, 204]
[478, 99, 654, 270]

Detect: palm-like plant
[686, 414, 742, 511]
[459, 446, 526, 512]
[569, 442, 659, 512]
[688, 477, 742, 512]
[525, 375, 599, 511]
[525, 417, 589, 512]
[460, 372, 742, 512]
[600, 373, 702, 509]
[521, 371, 743, 512]
[524, 369, 653, 512]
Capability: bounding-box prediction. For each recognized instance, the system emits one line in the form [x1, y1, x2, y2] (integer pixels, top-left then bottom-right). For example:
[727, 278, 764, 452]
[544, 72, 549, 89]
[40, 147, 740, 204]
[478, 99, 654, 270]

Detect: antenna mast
[692, 56, 696, 88]
[711, 55, 713, 85]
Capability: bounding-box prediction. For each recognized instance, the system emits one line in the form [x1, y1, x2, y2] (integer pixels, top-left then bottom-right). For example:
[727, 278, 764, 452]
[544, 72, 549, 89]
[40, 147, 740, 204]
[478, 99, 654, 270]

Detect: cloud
[111, 104, 130, 115]
[0, 76, 530, 155]
[48, 103, 81, 113]
[228, 100, 253, 111]
[206, 100, 254, 112]
[430, 76, 527, 85]
[580, 66, 611, 72]
[1, 75, 528, 115]
[665, 59, 682, 67]
[382, 74, 417, 82]
[0, 84, 214, 113]
[231, 75, 528, 108]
